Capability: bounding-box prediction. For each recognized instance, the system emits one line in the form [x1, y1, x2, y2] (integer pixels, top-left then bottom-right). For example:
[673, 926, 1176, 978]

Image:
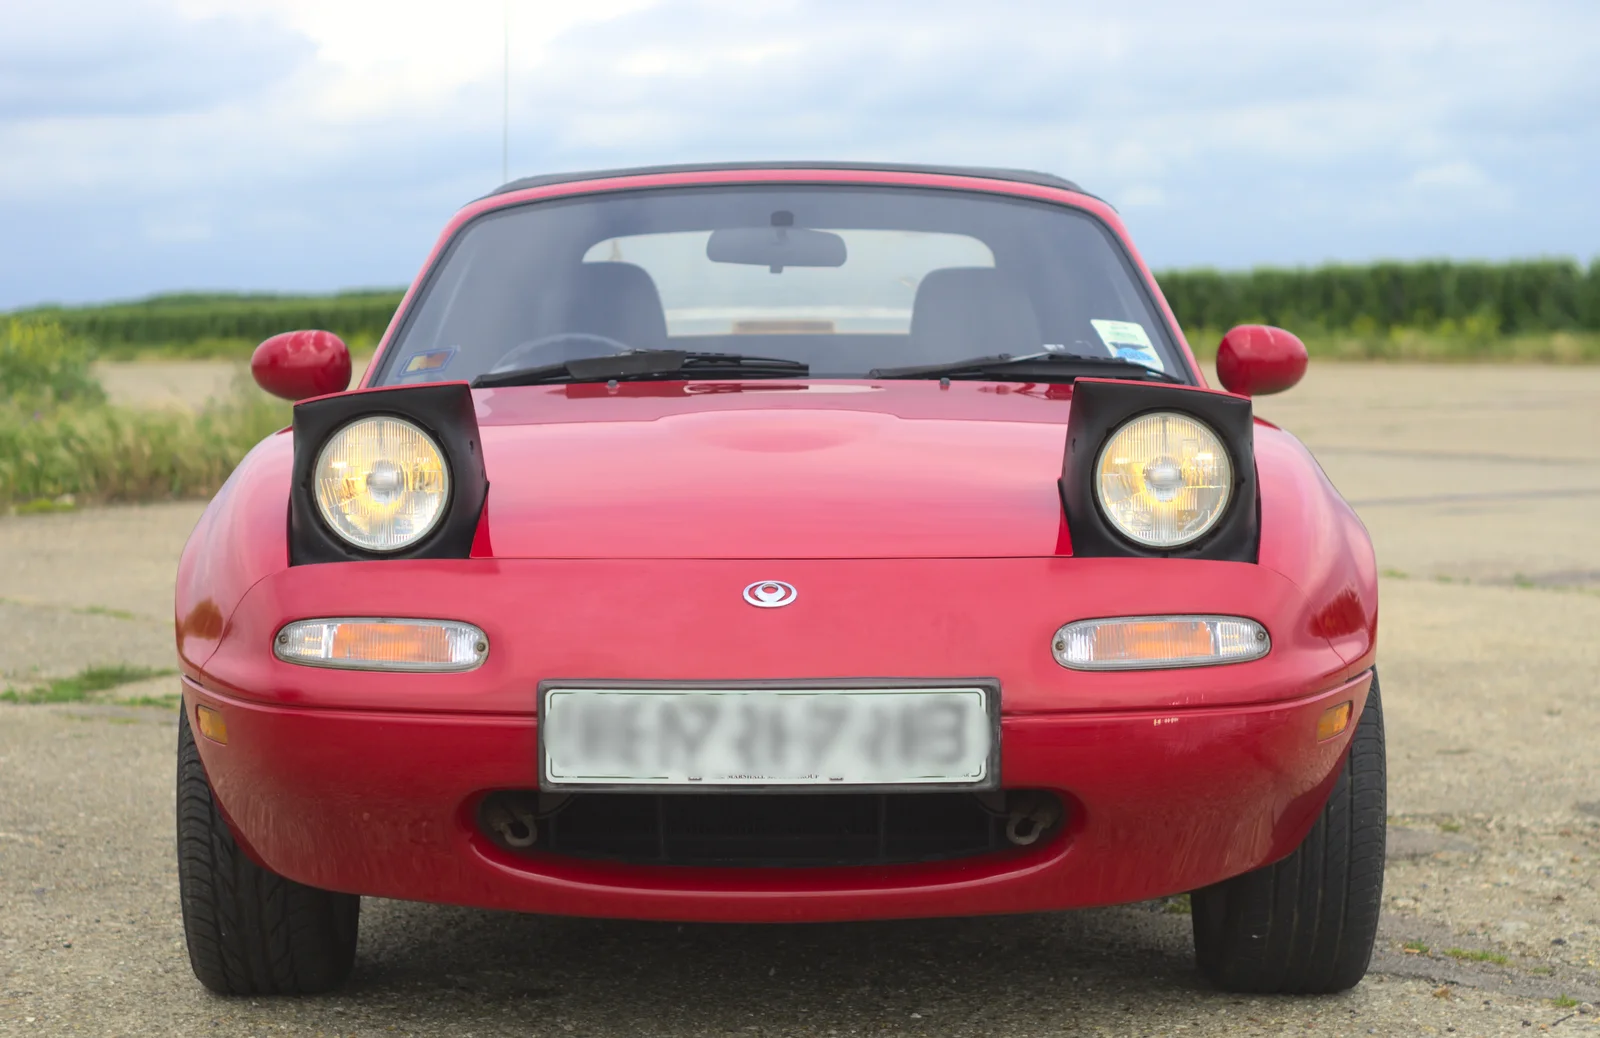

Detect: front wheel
[176, 706, 360, 995]
[1191, 672, 1387, 994]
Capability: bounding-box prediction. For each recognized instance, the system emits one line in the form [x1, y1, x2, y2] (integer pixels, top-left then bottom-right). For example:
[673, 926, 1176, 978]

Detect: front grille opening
[479, 790, 1064, 867]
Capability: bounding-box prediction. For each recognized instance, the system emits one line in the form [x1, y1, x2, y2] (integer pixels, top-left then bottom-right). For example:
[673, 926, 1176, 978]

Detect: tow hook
[482, 793, 539, 848]
[1005, 792, 1062, 846]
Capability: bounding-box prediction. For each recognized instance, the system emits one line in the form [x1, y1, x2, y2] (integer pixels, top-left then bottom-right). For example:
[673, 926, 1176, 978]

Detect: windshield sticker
[1090, 320, 1164, 373]
[403, 347, 458, 375]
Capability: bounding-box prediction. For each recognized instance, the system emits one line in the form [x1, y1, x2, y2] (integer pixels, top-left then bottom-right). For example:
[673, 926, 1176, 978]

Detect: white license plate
[541, 685, 996, 790]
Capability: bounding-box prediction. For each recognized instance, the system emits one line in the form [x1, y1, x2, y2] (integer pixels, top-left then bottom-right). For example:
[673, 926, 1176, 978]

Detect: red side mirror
[1215, 324, 1308, 396]
[251, 330, 352, 401]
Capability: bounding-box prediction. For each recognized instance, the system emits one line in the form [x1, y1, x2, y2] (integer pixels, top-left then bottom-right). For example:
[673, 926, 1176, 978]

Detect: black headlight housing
[289, 382, 488, 565]
[1060, 378, 1258, 562]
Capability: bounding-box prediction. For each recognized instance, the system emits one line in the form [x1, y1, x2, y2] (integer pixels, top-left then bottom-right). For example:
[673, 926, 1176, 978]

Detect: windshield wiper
[472, 350, 809, 388]
[867, 352, 1185, 384]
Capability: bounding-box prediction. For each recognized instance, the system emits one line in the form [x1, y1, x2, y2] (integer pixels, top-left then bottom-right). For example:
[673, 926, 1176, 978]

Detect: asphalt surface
[4, 363, 1600, 1036]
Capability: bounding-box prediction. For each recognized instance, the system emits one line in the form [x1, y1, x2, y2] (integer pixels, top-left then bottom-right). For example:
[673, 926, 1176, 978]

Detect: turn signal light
[1317, 701, 1353, 741]
[195, 704, 228, 744]
[1052, 615, 1270, 670]
[273, 618, 488, 672]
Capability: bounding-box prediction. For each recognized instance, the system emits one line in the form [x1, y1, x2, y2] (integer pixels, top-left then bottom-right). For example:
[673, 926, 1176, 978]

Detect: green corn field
[4, 258, 1599, 360]
[1157, 259, 1600, 335]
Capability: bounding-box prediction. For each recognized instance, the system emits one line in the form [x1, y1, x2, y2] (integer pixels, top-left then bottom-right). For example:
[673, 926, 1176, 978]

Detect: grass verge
[1, 664, 176, 704]
[1, 317, 289, 509]
[1, 385, 289, 509]
[1444, 947, 1510, 965]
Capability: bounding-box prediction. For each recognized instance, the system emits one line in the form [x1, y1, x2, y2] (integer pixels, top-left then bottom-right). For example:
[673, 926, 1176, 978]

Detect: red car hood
[474, 381, 1073, 558]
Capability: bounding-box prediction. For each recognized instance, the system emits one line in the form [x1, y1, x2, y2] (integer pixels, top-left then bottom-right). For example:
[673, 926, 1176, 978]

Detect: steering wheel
[485, 332, 634, 374]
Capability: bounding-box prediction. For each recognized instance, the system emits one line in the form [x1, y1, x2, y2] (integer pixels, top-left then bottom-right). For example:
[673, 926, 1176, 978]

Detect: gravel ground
[3, 363, 1599, 1036]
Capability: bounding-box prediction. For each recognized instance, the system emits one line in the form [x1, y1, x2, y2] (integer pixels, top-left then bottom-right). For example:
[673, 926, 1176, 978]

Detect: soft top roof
[487, 161, 1089, 198]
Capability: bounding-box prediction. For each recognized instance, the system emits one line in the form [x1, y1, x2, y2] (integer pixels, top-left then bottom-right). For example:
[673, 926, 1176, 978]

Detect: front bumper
[187, 672, 1369, 921]
[185, 556, 1373, 922]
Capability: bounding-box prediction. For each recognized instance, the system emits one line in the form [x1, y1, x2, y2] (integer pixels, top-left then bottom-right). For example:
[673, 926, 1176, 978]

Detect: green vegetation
[1, 664, 176, 704]
[80, 604, 138, 620]
[0, 385, 289, 509]
[11, 289, 399, 359]
[1182, 326, 1600, 363]
[1167, 257, 1600, 361]
[1, 318, 290, 510]
[1, 318, 106, 405]
[1, 258, 1597, 507]
[5, 258, 1600, 361]
[1402, 941, 1430, 955]
[1161, 894, 1192, 915]
[1444, 947, 1510, 965]
[121, 692, 182, 710]
[1553, 995, 1579, 1009]
[1161, 258, 1600, 335]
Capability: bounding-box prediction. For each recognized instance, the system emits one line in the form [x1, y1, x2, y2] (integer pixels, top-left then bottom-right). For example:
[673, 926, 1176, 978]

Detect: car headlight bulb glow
[1095, 411, 1233, 549]
[313, 416, 450, 552]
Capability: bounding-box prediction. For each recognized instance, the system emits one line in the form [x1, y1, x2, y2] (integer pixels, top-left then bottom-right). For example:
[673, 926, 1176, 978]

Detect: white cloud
[1119, 185, 1167, 209]
[1410, 161, 1493, 190]
[0, 1, 311, 119]
[0, 0, 1595, 307]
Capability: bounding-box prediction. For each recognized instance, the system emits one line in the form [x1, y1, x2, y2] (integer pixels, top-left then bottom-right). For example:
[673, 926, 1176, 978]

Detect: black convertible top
[486, 161, 1090, 199]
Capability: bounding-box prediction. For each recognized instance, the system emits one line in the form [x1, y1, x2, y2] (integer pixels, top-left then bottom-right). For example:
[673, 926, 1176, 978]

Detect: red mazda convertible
[174, 162, 1382, 997]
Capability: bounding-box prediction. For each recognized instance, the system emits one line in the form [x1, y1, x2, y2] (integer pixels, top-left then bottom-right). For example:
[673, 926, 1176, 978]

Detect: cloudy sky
[1, 0, 1595, 309]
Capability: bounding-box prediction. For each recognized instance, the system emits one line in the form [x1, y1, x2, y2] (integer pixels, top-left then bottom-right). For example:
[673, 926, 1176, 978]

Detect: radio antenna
[501, 0, 510, 183]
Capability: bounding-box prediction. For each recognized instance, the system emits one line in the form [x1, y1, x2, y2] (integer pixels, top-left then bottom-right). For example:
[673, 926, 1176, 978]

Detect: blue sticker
[1090, 320, 1164, 373]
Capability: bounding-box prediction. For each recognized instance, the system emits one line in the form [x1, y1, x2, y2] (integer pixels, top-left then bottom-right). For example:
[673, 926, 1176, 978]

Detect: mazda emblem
[743, 580, 798, 608]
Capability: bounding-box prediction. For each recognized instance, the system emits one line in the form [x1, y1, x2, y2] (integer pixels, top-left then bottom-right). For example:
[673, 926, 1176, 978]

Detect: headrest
[537, 262, 669, 351]
[910, 267, 1041, 363]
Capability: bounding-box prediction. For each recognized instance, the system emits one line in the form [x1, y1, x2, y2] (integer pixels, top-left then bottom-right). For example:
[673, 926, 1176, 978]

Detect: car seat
[909, 267, 1042, 364]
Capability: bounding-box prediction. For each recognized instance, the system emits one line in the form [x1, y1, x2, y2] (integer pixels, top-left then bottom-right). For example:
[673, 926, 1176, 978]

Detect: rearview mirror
[251, 330, 353, 401]
[707, 224, 846, 272]
[1215, 324, 1307, 396]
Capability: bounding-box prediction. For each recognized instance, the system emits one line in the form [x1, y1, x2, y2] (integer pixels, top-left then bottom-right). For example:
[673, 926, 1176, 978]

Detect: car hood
[473, 381, 1072, 558]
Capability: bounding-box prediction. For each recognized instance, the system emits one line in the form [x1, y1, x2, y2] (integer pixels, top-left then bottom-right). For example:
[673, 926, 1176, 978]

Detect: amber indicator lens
[312, 416, 450, 553]
[1052, 615, 1269, 670]
[273, 619, 488, 672]
[195, 704, 228, 744]
[1317, 701, 1353, 741]
[1095, 411, 1233, 549]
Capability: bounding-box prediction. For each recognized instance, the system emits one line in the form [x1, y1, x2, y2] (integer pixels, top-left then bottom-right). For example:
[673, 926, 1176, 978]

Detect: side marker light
[1317, 701, 1353, 741]
[195, 704, 228, 744]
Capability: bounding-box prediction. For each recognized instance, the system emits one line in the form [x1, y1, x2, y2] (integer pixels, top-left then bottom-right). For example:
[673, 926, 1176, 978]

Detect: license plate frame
[537, 678, 1001, 793]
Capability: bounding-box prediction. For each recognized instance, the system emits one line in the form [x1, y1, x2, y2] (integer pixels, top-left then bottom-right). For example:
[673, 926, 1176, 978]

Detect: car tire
[1190, 671, 1386, 994]
[177, 707, 360, 995]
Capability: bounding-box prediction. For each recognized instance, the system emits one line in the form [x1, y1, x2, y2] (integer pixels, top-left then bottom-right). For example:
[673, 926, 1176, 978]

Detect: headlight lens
[1095, 411, 1232, 548]
[313, 416, 450, 552]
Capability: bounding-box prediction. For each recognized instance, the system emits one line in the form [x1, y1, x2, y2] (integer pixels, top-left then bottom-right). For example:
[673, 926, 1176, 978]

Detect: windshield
[374, 185, 1191, 386]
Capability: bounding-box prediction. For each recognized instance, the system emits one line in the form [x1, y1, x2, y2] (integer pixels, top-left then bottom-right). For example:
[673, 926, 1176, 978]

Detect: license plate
[540, 683, 997, 791]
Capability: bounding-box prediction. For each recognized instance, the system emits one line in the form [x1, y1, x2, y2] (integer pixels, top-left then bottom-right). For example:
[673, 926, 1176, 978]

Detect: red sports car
[175, 162, 1382, 997]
